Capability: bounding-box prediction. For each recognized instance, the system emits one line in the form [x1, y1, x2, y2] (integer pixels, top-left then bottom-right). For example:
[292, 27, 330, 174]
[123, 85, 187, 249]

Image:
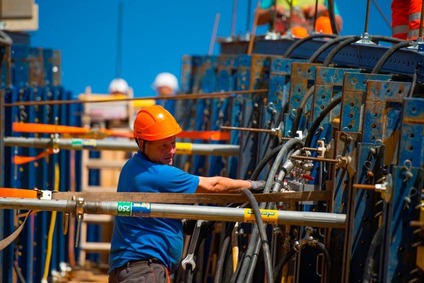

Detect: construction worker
[108, 105, 265, 283]
[152, 72, 179, 114]
[108, 77, 130, 95]
[392, 0, 423, 40]
[256, 0, 343, 38]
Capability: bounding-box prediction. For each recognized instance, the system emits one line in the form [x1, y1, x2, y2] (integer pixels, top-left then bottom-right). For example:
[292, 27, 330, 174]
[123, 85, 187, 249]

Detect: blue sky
[30, 0, 392, 98]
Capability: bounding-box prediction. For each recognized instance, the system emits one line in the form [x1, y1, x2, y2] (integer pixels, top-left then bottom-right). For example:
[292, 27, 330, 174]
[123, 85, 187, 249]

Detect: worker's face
[144, 136, 177, 165]
[156, 86, 174, 97]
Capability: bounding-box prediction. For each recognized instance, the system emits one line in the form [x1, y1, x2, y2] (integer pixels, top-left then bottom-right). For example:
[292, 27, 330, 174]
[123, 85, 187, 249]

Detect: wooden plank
[52, 190, 332, 204]
[79, 242, 111, 252]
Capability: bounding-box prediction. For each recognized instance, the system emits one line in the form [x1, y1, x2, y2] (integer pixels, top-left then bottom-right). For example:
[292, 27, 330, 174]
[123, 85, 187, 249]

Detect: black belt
[113, 258, 166, 274]
[127, 258, 163, 266]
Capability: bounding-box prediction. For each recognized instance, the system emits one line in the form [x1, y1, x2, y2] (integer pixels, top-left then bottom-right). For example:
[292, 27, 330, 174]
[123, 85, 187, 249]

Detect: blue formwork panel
[238, 54, 270, 180]
[208, 54, 237, 177]
[32, 86, 50, 280]
[2, 87, 19, 283]
[1, 39, 74, 282]
[16, 87, 38, 280]
[192, 55, 218, 176]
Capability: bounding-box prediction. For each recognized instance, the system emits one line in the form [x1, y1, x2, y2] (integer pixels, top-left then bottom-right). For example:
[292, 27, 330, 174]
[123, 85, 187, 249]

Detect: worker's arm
[196, 176, 262, 193]
[256, 5, 286, 26]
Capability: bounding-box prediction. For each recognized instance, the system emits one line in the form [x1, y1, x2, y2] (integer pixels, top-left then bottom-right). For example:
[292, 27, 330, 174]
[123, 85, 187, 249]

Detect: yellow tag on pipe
[243, 208, 278, 224]
[176, 142, 193, 154]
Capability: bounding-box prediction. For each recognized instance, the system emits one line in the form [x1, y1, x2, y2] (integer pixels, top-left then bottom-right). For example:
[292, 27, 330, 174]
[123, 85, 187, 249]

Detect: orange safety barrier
[0, 188, 38, 198]
[13, 122, 230, 141]
[177, 131, 230, 141]
[12, 122, 133, 139]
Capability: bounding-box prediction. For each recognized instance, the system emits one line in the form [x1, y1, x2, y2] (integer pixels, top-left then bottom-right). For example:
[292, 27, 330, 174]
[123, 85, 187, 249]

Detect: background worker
[108, 77, 130, 95]
[152, 72, 179, 115]
[108, 105, 265, 283]
[256, 0, 343, 38]
[392, 0, 424, 40]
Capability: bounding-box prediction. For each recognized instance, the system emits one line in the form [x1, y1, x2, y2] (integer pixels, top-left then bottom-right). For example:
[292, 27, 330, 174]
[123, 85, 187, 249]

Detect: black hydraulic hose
[290, 35, 363, 137]
[372, 41, 413, 74]
[250, 144, 283, 180]
[308, 35, 353, 63]
[312, 34, 401, 65]
[304, 95, 341, 147]
[362, 226, 383, 283]
[371, 35, 403, 45]
[327, 0, 338, 35]
[214, 222, 236, 283]
[323, 36, 360, 66]
[290, 86, 315, 138]
[283, 34, 337, 58]
[315, 241, 331, 270]
[242, 188, 274, 283]
[408, 71, 417, 97]
[296, 34, 404, 138]
[273, 241, 331, 281]
[323, 35, 403, 67]
[234, 139, 303, 283]
[273, 247, 297, 280]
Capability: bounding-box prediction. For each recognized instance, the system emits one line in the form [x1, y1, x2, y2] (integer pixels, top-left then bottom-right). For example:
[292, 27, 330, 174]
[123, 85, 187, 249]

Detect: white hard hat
[108, 78, 129, 94]
[152, 72, 179, 92]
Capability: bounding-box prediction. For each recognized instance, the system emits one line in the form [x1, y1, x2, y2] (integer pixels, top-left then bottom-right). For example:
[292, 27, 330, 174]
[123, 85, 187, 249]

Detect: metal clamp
[73, 197, 85, 248]
[37, 189, 53, 200]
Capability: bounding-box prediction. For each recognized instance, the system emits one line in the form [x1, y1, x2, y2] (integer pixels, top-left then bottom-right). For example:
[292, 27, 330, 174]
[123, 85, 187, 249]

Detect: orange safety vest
[392, 0, 424, 40]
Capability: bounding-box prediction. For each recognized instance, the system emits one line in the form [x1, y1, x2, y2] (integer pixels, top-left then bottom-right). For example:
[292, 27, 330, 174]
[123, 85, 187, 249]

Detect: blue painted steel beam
[220, 37, 424, 82]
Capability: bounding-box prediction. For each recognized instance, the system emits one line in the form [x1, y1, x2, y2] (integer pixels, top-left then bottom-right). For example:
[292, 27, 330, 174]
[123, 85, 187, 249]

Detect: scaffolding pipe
[3, 137, 240, 156]
[0, 198, 346, 228]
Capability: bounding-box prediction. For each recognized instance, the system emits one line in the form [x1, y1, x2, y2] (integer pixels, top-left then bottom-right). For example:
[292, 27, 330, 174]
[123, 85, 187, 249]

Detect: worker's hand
[249, 180, 266, 192]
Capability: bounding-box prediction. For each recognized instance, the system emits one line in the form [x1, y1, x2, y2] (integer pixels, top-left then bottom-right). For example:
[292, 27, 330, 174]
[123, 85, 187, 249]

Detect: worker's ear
[135, 138, 142, 148]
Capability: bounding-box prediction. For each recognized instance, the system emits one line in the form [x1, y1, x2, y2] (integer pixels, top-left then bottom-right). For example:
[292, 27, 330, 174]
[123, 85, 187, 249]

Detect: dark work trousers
[108, 260, 170, 283]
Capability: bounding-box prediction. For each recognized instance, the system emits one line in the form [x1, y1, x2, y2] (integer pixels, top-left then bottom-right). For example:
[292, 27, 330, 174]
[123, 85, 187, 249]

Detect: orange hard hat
[291, 26, 309, 38]
[133, 105, 182, 141]
[315, 16, 333, 34]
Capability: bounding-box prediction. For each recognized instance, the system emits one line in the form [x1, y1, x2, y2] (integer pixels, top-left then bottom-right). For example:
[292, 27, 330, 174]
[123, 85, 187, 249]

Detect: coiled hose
[232, 138, 304, 283]
[242, 188, 274, 283]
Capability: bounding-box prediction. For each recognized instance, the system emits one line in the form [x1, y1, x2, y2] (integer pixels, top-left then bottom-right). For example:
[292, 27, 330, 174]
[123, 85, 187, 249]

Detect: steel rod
[290, 155, 339, 163]
[4, 89, 268, 107]
[3, 137, 239, 156]
[0, 198, 346, 228]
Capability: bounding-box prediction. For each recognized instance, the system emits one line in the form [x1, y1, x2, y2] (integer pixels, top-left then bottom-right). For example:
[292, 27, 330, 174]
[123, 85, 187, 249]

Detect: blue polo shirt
[108, 151, 199, 273]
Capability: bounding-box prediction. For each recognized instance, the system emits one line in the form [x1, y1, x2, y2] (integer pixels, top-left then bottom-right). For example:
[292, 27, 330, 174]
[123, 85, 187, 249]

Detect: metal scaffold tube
[0, 198, 346, 228]
[3, 137, 239, 156]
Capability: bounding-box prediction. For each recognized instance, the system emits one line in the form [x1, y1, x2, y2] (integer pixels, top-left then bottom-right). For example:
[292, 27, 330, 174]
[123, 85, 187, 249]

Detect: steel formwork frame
[1, 34, 424, 283]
